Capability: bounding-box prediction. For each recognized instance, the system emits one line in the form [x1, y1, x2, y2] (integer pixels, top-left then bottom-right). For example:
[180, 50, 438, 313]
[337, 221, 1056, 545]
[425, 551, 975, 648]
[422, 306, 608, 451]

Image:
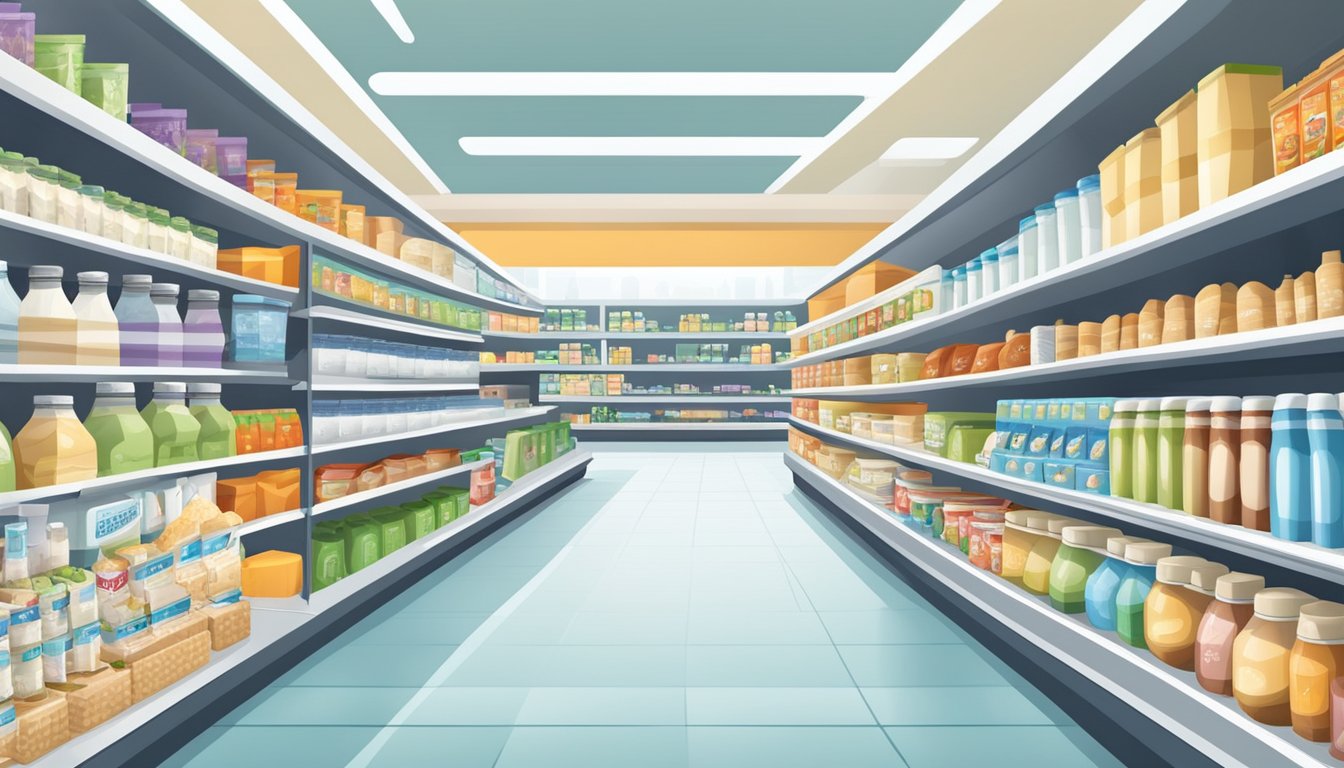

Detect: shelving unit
[312, 459, 490, 517]
[310, 406, 557, 455]
[541, 394, 791, 404]
[573, 422, 788, 433]
[0, 364, 295, 384]
[301, 377, 480, 393]
[297, 304, 485, 344]
[484, 363, 790, 373]
[786, 453, 1331, 768]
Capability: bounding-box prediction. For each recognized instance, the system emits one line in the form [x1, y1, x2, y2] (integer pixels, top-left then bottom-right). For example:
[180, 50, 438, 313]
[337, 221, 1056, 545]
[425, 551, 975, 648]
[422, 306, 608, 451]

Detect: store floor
[164, 445, 1123, 768]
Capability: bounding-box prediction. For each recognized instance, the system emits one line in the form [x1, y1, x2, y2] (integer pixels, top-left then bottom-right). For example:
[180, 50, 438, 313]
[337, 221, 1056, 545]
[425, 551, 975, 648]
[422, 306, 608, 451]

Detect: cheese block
[1078, 322, 1102, 357]
[1054, 325, 1078, 361]
[216, 478, 257, 522]
[1236, 281, 1276, 332]
[1138, 299, 1165, 347]
[1295, 270, 1318, 322]
[1195, 282, 1238, 337]
[1162, 295, 1195, 343]
[1100, 315, 1122, 354]
[970, 342, 1005, 373]
[999, 332, 1031, 369]
[1119, 313, 1140, 350]
[1274, 275, 1296, 327]
[1029, 326, 1056, 365]
[241, 551, 303, 598]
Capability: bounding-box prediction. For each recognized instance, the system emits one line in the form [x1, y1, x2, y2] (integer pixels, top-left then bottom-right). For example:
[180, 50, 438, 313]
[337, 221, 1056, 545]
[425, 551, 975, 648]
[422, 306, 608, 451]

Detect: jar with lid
[0, 260, 19, 364]
[12, 395, 97, 488]
[952, 266, 968, 309]
[1209, 396, 1243, 524]
[182, 289, 224, 368]
[55, 170, 81, 229]
[1234, 587, 1315, 724]
[24, 164, 59, 223]
[1146, 557, 1226, 669]
[1000, 509, 1040, 585]
[191, 226, 219, 269]
[1116, 541, 1173, 648]
[113, 275, 158, 367]
[146, 207, 169, 254]
[1109, 400, 1137, 499]
[18, 265, 77, 365]
[100, 192, 124, 242]
[1050, 525, 1122, 614]
[1157, 396, 1187, 510]
[0, 151, 27, 214]
[1132, 399, 1162, 504]
[965, 257, 983, 304]
[1290, 600, 1344, 741]
[140, 382, 200, 467]
[1077, 174, 1103, 258]
[187, 383, 235, 460]
[1054, 187, 1082, 265]
[71, 271, 119, 366]
[82, 381, 153, 476]
[120, 201, 148, 249]
[1196, 571, 1264, 695]
[77, 185, 104, 236]
[1021, 513, 1066, 595]
[167, 217, 192, 260]
[1270, 393, 1311, 541]
[998, 239, 1020, 290]
[1085, 535, 1140, 631]
[1034, 202, 1060, 275]
[150, 283, 183, 367]
[1183, 398, 1212, 517]
[1018, 216, 1039, 281]
[1241, 395, 1276, 532]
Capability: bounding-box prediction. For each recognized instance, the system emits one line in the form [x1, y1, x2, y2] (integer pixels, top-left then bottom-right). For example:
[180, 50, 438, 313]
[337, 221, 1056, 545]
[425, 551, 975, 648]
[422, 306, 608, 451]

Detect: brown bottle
[1239, 396, 1274, 532]
[1208, 396, 1242, 525]
[1196, 571, 1263, 695]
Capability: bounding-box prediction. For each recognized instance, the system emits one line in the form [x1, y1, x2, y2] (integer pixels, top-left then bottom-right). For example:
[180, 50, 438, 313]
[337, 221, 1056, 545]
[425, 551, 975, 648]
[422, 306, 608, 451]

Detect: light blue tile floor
[163, 445, 1125, 768]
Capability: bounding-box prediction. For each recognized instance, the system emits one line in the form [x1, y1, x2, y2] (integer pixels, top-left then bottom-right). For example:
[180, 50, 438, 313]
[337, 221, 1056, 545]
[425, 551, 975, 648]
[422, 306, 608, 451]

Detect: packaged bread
[1196, 64, 1282, 206]
[921, 346, 954, 379]
[1054, 324, 1078, 361]
[1078, 322, 1102, 357]
[1162, 295, 1195, 343]
[1120, 313, 1140, 350]
[1274, 275, 1296, 326]
[944, 344, 979, 377]
[999, 331, 1031, 369]
[1320, 250, 1344, 318]
[1195, 282, 1238, 337]
[971, 343, 1005, 373]
[1123, 128, 1163, 239]
[1098, 144, 1128, 248]
[1156, 89, 1198, 224]
[1295, 269, 1318, 322]
[1236, 281, 1275, 332]
[1138, 299, 1165, 347]
[1100, 315, 1121, 353]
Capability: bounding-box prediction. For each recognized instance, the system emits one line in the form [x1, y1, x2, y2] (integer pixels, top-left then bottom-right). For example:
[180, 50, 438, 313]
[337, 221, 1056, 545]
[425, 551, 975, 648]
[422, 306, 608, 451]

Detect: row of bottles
[0, 262, 225, 367]
[1110, 393, 1344, 548]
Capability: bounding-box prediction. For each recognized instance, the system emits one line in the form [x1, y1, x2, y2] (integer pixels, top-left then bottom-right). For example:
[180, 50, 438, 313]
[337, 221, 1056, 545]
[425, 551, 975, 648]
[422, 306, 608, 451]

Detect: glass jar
[1034, 201, 1059, 274]
[998, 240, 1020, 290]
[82, 381, 153, 476]
[1000, 509, 1039, 585]
[1233, 587, 1315, 725]
[12, 395, 97, 489]
[1021, 513, 1066, 595]
[1197, 572, 1263, 696]
[1078, 174, 1102, 258]
[0, 260, 19, 364]
[1290, 600, 1344, 741]
[1109, 400, 1138, 499]
[139, 382, 200, 467]
[1050, 525, 1121, 614]
[1018, 215, 1039, 281]
[56, 170, 81, 230]
[120, 201, 148, 249]
[183, 289, 224, 368]
[1085, 535, 1140, 631]
[24, 165, 59, 224]
[168, 217, 192, 260]
[1054, 187, 1082, 265]
[979, 248, 999, 297]
[100, 192, 124, 242]
[150, 283, 183, 367]
[146, 207, 169, 254]
[1116, 541, 1172, 648]
[77, 185, 104, 236]
[17, 264, 77, 365]
[113, 275, 158, 367]
[71, 271, 119, 366]
[1146, 557, 1225, 669]
[187, 383, 236, 460]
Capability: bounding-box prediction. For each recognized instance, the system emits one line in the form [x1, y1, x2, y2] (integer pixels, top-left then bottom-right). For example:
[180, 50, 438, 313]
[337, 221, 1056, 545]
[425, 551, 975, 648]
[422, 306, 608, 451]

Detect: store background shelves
[311, 458, 490, 517]
[300, 377, 480, 393]
[540, 394, 791, 404]
[310, 405, 556, 455]
[298, 303, 485, 344]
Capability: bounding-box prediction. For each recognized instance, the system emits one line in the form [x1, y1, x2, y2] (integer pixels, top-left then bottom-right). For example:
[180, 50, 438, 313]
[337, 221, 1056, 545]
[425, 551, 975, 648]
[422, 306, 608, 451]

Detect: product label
[73, 622, 99, 646]
[211, 588, 242, 606]
[150, 595, 192, 625]
[177, 537, 203, 566]
[0, 613, 9, 638]
[96, 568, 129, 595]
[201, 531, 232, 557]
[102, 614, 149, 644]
[77, 583, 96, 603]
[42, 635, 71, 657]
[0, 651, 9, 668]
[90, 497, 142, 544]
[49, 594, 69, 614]
[132, 553, 174, 582]
[10, 605, 38, 627]
[19, 644, 40, 664]
[0, 704, 14, 731]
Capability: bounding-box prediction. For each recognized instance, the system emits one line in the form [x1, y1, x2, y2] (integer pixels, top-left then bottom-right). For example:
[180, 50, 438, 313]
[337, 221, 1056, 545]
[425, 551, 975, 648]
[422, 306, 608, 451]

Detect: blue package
[1077, 467, 1111, 495]
[1044, 461, 1076, 489]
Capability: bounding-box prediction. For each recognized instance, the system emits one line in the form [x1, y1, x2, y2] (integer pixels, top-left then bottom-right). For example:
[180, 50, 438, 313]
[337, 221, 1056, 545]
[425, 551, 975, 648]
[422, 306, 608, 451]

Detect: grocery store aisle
[164, 445, 1122, 768]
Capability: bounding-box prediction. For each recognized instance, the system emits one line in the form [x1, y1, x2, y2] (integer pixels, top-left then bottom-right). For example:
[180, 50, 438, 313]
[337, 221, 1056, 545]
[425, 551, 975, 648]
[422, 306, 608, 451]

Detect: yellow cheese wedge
[241, 550, 303, 598]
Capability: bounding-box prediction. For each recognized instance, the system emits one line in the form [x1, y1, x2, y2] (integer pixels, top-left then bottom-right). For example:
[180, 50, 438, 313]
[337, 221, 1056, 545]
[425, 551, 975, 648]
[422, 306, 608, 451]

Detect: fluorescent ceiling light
[880, 136, 979, 164]
[368, 72, 892, 97]
[371, 0, 414, 43]
[458, 136, 822, 157]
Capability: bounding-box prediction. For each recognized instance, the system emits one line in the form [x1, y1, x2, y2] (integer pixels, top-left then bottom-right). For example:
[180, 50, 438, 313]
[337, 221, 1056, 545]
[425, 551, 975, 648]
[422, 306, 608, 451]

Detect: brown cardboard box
[256, 469, 301, 517]
[130, 631, 211, 703]
[1123, 128, 1163, 239]
[1155, 89, 1198, 224]
[203, 600, 252, 651]
[1098, 144, 1127, 248]
[843, 262, 913, 307]
[64, 668, 132, 733]
[1196, 64, 1283, 206]
[216, 478, 258, 521]
[11, 691, 69, 763]
[807, 282, 846, 322]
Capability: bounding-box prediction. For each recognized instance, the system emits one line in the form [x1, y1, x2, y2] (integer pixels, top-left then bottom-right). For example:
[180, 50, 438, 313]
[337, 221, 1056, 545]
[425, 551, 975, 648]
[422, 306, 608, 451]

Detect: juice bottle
[0, 260, 20, 363]
[113, 274, 158, 366]
[187, 383, 236, 460]
[1132, 399, 1161, 503]
[0, 420, 14, 492]
[1209, 397, 1243, 525]
[1084, 534, 1139, 631]
[139, 382, 200, 466]
[150, 283, 183, 366]
[1290, 600, 1344, 741]
[1196, 572, 1263, 695]
[1234, 588, 1315, 725]
[1183, 399, 1212, 517]
[1021, 513, 1064, 595]
[999, 509, 1038, 586]
[82, 381, 152, 476]
[1307, 393, 1344, 547]
[1116, 541, 1171, 648]
[1241, 395, 1275, 532]
[17, 265, 77, 365]
[1146, 557, 1225, 670]
[12, 395, 97, 488]
[1157, 397, 1186, 510]
[1269, 393, 1311, 540]
[1109, 400, 1137, 499]
[71, 270, 119, 366]
[1050, 525, 1121, 614]
[182, 289, 225, 368]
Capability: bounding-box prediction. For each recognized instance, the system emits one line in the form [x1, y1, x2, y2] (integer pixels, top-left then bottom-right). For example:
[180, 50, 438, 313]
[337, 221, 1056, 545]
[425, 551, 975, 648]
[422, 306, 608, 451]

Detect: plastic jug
[71, 271, 119, 366]
[187, 383, 236, 460]
[82, 381, 153, 476]
[370, 508, 407, 556]
[0, 260, 20, 363]
[340, 516, 381, 573]
[183, 289, 225, 368]
[1270, 394, 1312, 541]
[140, 382, 200, 466]
[18, 265, 77, 365]
[150, 283, 183, 367]
[1307, 393, 1344, 547]
[13, 395, 96, 488]
[310, 528, 346, 591]
[1085, 535, 1139, 631]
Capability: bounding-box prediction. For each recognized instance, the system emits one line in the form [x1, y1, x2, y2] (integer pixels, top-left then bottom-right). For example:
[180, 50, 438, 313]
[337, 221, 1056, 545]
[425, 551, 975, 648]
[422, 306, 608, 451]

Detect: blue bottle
[1270, 394, 1312, 541]
[1308, 393, 1344, 548]
[1084, 535, 1135, 631]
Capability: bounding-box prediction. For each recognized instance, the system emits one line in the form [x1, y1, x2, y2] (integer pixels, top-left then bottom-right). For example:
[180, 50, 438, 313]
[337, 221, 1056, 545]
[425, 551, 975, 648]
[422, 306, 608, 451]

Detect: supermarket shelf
[309, 449, 593, 612]
[785, 316, 1344, 398]
[0, 446, 307, 506]
[0, 209, 299, 301]
[300, 376, 480, 393]
[236, 508, 305, 536]
[312, 459, 490, 517]
[0, 53, 535, 316]
[571, 422, 789, 432]
[311, 406, 556, 455]
[482, 363, 790, 373]
[541, 394, 791, 404]
[786, 452, 1330, 768]
[0, 363, 293, 385]
[297, 305, 484, 344]
[484, 330, 789, 341]
[787, 417, 1344, 587]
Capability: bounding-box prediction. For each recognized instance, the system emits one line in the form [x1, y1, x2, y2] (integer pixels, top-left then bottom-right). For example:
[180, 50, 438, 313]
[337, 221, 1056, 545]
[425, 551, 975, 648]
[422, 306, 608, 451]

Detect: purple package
[130, 108, 188, 155]
[0, 7, 35, 66]
[214, 136, 248, 187]
[128, 102, 162, 115]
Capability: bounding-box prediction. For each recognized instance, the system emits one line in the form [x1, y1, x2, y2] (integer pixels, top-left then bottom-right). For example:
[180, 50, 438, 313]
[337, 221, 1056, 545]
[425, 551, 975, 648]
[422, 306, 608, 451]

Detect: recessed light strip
[368, 72, 894, 98]
[371, 0, 415, 43]
[457, 136, 823, 157]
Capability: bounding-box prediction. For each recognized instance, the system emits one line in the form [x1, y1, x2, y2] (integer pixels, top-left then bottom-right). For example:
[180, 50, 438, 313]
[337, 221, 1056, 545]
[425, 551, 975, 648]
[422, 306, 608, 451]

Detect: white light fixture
[879, 136, 979, 165]
[369, 72, 891, 98]
[458, 136, 823, 157]
[371, 0, 414, 43]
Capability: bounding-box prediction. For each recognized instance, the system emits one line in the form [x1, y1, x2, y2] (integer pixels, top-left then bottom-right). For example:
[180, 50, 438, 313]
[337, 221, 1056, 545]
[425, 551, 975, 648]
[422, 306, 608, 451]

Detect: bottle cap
[1253, 587, 1314, 619]
[187, 289, 219, 302]
[1214, 572, 1265, 602]
[77, 271, 108, 284]
[32, 395, 73, 407]
[187, 383, 221, 396]
[1005, 509, 1032, 527]
[1046, 516, 1081, 536]
[1184, 561, 1229, 594]
[1185, 398, 1212, 413]
[1240, 395, 1277, 411]
[1113, 399, 1138, 413]
[27, 265, 62, 280]
[1159, 397, 1189, 411]
[122, 274, 152, 287]
[1105, 535, 1140, 557]
[1060, 525, 1123, 548]
[1155, 555, 1207, 585]
[1210, 396, 1242, 412]
[150, 282, 180, 297]
[1308, 393, 1340, 411]
[1272, 393, 1307, 410]
[1124, 541, 1173, 565]
[94, 382, 135, 396]
[1136, 399, 1163, 411]
[153, 382, 187, 394]
[1298, 601, 1344, 642]
[1024, 512, 1055, 532]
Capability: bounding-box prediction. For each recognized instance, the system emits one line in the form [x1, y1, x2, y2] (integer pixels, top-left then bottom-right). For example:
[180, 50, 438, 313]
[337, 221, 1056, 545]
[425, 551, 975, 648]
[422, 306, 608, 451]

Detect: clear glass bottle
[150, 282, 183, 367]
[17, 264, 77, 365]
[71, 271, 119, 366]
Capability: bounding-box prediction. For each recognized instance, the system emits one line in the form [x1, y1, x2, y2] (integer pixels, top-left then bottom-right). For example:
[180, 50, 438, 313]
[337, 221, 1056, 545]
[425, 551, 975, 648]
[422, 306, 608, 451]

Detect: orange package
[217, 477, 258, 521]
[256, 469, 300, 516]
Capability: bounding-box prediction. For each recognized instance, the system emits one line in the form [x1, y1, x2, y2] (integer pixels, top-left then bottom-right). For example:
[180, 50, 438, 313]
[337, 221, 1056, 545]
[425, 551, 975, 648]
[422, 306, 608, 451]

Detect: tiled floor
[164, 444, 1124, 768]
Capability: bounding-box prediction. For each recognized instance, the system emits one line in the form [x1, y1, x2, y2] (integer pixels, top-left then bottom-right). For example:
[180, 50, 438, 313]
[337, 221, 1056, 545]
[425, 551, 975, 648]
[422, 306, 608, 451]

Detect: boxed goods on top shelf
[313, 254, 484, 332]
[540, 373, 782, 397]
[608, 309, 796, 334]
[541, 308, 598, 333]
[485, 311, 539, 335]
[313, 334, 478, 381]
[310, 395, 505, 446]
[610, 342, 785, 366]
[572, 408, 787, 425]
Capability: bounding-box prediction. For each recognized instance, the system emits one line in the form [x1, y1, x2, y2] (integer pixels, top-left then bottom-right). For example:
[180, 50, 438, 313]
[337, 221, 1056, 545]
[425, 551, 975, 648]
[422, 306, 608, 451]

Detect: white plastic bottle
[1055, 188, 1082, 265]
[1078, 175, 1103, 258]
[1034, 202, 1059, 275]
